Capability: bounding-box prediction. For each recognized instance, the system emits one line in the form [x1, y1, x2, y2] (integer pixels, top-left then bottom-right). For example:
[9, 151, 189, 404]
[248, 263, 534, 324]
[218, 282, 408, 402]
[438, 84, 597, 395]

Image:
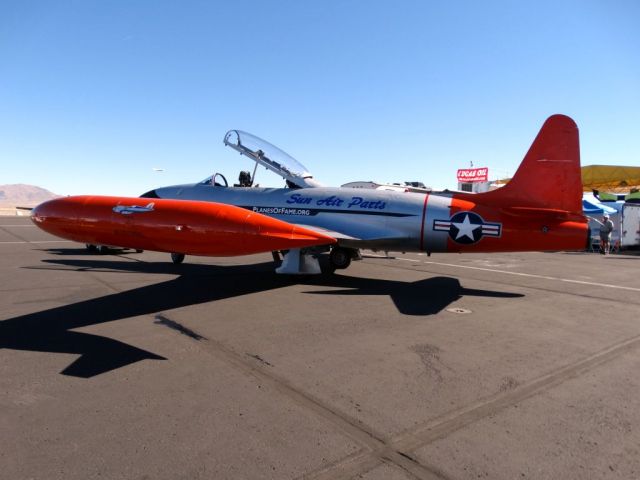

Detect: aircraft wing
[292, 224, 359, 241]
[293, 223, 409, 250]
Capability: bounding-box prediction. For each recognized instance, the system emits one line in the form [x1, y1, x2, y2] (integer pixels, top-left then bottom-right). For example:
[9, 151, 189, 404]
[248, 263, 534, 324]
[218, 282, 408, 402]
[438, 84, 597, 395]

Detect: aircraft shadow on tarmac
[1, 257, 523, 378]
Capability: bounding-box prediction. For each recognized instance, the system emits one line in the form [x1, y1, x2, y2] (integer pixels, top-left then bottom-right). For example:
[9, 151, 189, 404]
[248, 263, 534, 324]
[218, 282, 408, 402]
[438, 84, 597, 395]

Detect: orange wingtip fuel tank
[31, 196, 336, 256]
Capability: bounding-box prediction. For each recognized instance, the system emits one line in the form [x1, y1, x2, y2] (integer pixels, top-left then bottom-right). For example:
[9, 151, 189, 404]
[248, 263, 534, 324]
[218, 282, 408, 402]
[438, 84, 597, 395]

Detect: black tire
[329, 247, 352, 270]
[135, 249, 144, 253]
[171, 253, 185, 264]
[97, 245, 109, 254]
[86, 244, 98, 253]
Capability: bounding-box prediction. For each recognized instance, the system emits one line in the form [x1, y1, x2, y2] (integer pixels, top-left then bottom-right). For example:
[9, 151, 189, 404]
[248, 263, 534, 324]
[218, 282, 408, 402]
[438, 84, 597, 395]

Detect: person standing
[591, 213, 614, 254]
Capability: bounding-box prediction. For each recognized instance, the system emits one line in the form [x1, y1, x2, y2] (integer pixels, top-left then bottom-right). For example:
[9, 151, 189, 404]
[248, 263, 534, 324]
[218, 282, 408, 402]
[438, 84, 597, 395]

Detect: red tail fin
[478, 114, 583, 214]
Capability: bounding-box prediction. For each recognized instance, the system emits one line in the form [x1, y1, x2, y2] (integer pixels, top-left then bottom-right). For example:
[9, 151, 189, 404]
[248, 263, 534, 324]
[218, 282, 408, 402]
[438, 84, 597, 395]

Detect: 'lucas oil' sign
[457, 168, 488, 183]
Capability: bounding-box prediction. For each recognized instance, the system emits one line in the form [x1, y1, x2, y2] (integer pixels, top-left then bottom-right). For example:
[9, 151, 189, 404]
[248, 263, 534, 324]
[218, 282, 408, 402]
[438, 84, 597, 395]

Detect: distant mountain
[0, 184, 61, 206]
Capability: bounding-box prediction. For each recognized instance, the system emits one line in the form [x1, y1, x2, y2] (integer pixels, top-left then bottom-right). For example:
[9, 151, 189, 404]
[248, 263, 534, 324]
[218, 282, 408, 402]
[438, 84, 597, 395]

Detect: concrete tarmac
[1, 216, 639, 480]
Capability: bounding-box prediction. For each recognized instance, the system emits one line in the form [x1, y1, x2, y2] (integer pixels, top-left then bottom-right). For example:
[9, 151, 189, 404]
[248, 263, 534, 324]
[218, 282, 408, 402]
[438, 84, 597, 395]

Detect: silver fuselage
[145, 184, 455, 252]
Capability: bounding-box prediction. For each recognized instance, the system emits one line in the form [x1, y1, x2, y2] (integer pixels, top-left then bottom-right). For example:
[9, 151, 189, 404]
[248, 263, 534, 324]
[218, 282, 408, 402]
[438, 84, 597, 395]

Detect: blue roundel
[448, 211, 485, 244]
[433, 211, 502, 244]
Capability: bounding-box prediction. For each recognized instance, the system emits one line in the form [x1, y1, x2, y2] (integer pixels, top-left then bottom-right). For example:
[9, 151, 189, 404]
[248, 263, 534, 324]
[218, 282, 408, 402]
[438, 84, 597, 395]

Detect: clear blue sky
[1, 0, 639, 196]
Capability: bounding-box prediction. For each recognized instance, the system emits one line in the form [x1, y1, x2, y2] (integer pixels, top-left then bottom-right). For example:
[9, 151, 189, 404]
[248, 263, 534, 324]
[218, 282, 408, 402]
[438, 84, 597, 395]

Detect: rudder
[479, 114, 582, 214]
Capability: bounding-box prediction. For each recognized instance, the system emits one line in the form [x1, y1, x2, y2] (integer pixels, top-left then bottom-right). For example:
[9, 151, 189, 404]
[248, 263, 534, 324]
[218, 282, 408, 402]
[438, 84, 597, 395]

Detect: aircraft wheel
[97, 245, 109, 254]
[323, 262, 337, 275]
[171, 253, 185, 264]
[86, 244, 98, 253]
[329, 247, 352, 270]
[135, 249, 144, 253]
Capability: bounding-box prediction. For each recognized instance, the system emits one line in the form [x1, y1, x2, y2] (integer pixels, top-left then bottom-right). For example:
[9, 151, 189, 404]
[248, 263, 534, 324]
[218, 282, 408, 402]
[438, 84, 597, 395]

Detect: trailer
[621, 203, 640, 247]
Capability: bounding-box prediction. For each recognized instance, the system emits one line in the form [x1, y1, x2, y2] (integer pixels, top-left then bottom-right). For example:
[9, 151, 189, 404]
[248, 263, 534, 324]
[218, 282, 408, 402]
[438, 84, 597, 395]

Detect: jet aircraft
[32, 115, 589, 274]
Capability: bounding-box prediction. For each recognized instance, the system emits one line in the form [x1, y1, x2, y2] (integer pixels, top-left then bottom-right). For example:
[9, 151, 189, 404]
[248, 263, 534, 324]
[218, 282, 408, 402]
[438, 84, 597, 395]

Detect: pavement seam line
[0, 240, 72, 244]
[301, 453, 380, 480]
[153, 313, 384, 448]
[379, 449, 449, 480]
[402, 332, 640, 448]
[305, 332, 640, 480]
[85, 272, 122, 293]
[149, 266, 640, 480]
[154, 313, 448, 480]
[366, 254, 640, 292]
[365, 257, 640, 306]
[0, 226, 30, 243]
[422, 260, 640, 292]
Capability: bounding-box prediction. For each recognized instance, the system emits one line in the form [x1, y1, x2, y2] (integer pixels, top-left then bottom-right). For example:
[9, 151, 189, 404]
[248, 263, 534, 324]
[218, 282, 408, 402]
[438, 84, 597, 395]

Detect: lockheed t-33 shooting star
[32, 115, 589, 274]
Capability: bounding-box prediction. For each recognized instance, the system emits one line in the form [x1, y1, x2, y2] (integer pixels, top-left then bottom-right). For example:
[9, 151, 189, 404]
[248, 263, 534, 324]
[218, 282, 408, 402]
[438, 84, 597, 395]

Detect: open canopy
[223, 130, 322, 188]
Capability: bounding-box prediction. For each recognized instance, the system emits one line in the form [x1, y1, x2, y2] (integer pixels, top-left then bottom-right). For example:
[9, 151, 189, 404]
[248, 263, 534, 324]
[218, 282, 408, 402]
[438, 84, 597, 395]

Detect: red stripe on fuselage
[419, 193, 430, 251]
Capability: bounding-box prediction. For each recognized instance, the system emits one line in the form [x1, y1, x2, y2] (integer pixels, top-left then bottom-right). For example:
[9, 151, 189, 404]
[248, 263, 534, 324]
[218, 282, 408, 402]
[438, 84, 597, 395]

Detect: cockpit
[199, 130, 322, 189]
[199, 172, 229, 187]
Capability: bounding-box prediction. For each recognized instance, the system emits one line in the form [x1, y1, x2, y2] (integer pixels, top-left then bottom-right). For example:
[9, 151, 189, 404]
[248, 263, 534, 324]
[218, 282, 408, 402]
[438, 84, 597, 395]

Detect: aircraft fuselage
[146, 185, 430, 251]
[144, 184, 587, 254]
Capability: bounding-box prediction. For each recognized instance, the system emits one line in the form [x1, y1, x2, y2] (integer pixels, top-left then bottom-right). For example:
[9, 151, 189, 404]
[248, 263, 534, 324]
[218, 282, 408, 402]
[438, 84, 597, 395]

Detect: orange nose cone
[31, 198, 78, 235]
[32, 197, 78, 221]
[30, 201, 47, 224]
[31, 196, 85, 240]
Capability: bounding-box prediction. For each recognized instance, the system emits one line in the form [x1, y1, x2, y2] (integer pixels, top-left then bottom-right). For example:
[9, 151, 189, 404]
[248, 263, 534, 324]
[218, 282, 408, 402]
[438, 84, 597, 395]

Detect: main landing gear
[170, 253, 185, 264]
[326, 246, 361, 273]
[329, 247, 354, 270]
[85, 244, 143, 254]
[274, 246, 361, 274]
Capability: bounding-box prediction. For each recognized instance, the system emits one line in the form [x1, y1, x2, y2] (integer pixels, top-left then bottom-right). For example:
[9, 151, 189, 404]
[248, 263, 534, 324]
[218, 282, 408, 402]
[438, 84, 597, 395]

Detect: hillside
[0, 184, 61, 207]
